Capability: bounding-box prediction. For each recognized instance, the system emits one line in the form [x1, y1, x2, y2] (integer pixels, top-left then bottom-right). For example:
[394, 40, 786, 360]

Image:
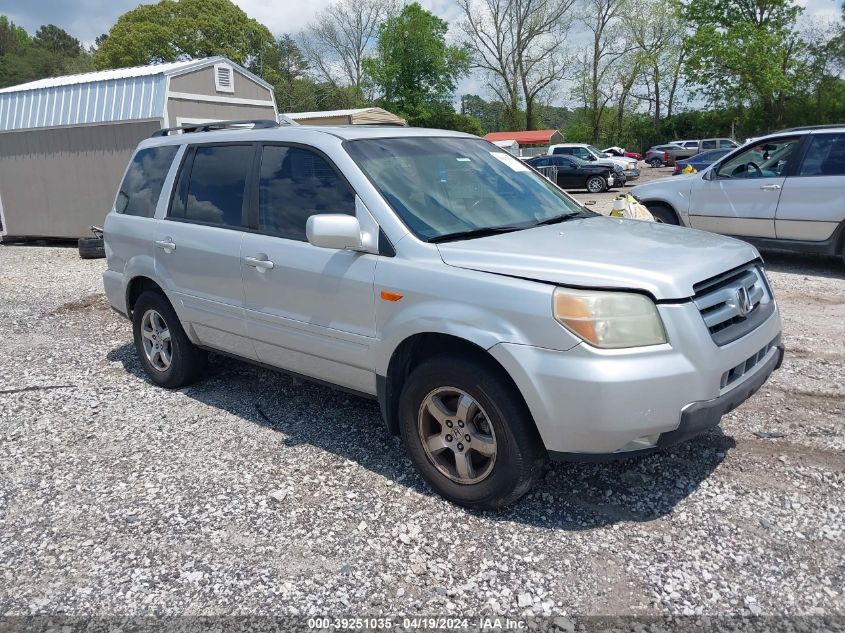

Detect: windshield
[345, 137, 586, 241]
[586, 145, 605, 158]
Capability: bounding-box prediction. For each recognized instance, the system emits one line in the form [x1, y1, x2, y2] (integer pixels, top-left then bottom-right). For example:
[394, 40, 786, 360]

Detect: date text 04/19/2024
[306, 617, 527, 630]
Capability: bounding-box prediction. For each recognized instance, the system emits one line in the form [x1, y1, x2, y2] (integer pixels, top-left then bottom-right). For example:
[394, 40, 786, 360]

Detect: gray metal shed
[0, 56, 277, 239]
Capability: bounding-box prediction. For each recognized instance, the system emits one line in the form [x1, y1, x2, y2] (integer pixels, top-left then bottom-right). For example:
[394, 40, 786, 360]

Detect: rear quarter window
[116, 145, 179, 217]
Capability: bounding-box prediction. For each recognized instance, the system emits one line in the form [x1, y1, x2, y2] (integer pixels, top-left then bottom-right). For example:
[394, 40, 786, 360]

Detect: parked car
[103, 120, 784, 509]
[631, 125, 845, 264]
[602, 146, 643, 161]
[526, 155, 619, 192]
[671, 140, 700, 149]
[645, 144, 683, 167]
[666, 138, 739, 163]
[673, 148, 733, 175]
[548, 143, 640, 181]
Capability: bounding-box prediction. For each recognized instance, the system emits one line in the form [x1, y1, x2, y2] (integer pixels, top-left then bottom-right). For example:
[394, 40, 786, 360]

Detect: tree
[363, 3, 470, 123]
[575, 0, 634, 143]
[33, 24, 83, 57]
[458, 0, 575, 131]
[94, 0, 274, 73]
[682, 0, 806, 128]
[300, 0, 397, 92]
[0, 16, 30, 56]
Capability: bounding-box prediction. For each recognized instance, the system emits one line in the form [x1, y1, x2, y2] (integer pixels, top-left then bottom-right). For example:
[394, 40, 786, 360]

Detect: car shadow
[760, 250, 843, 280]
[107, 342, 733, 530]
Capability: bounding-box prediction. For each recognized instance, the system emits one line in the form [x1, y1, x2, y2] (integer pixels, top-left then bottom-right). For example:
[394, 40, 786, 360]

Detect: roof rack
[152, 119, 280, 137]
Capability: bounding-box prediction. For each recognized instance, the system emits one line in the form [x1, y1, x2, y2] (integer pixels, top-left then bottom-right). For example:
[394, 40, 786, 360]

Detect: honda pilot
[103, 121, 784, 509]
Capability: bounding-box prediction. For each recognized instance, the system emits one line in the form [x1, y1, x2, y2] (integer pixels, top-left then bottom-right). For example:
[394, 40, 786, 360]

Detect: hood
[600, 156, 636, 168]
[436, 216, 759, 300]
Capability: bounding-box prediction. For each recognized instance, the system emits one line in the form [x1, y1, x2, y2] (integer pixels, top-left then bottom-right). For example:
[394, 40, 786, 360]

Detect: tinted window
[701, 140, 717, 150]
[552, 147, 573, 155]
[258, 145, 355, 240]
[116, 146, 178, 217]
[530, 157, 550, 167]
[798, 133, 845, 176]
[719, 139, 736, 148]
[553, 157, 575, 167]
[179, 145, 252, 227]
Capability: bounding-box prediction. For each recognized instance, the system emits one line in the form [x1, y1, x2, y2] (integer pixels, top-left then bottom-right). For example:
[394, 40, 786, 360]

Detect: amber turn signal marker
[380, 290, 403, 302]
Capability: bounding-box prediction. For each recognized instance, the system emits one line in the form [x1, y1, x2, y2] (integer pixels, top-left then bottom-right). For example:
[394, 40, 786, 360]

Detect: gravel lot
[1, 240, 843, 625]
[568, 163, 672, 214]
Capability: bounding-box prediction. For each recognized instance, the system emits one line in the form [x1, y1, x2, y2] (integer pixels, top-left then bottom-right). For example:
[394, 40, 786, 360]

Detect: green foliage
[0, 17, 93, 88]
[94, 0, 274, 72]
[363, 2, 470, 122]
[416, 103, 484, 135]
[682, 0, 806, 127]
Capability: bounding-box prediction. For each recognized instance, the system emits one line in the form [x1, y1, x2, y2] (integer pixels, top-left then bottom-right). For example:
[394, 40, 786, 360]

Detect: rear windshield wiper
[428, 225, 527, 243]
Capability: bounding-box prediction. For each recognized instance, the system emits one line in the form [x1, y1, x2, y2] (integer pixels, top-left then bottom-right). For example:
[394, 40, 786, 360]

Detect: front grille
[720, 337, 778, 389]
[693, 263, 775, 346]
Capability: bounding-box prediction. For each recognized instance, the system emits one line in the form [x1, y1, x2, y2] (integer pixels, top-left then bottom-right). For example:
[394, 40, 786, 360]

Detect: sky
[2, 0, 842, 105]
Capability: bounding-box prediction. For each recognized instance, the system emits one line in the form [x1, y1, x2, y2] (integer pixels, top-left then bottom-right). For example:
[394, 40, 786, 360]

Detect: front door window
[716, 137, 800, 179]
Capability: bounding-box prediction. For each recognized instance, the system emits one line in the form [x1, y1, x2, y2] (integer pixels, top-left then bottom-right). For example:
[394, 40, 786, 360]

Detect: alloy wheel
[417, 387, 497, 484]
[140, 309, 172, 371]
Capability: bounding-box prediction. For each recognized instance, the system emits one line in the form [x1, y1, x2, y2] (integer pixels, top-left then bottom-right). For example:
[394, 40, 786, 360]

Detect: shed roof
[285, 107, 406, 126]
[0, 56, 271, 132]
[484, 130, 561, 145]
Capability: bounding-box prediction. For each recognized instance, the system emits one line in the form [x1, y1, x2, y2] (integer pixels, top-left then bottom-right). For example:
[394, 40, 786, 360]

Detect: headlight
[553, 287, 667, 348]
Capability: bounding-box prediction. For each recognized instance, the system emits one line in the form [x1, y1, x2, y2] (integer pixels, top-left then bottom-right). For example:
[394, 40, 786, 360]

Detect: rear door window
[171, 144, 254, 228]
[701, 140, 717, 150]
[797, 133, 845, 176]
[116, 145, 178, 217]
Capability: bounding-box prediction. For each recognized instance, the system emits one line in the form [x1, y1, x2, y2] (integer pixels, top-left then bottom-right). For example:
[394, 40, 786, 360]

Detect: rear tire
[132, 290, 207, 388]
[649, 158, 663, 168]
[78, 237, 105, 259]
[586, 175, 607, 193]
[398, 354, 545, 509]
[647, 204, 680, 225]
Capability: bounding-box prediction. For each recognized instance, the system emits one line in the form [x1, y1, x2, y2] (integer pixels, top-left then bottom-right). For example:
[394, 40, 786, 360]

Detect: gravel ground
[569, 164, 672, 214]
[0, 242, 843, 626]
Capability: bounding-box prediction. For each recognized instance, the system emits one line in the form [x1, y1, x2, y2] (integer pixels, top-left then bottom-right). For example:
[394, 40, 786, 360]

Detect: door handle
[760, 184, 781, 191]
[155, 238, 176, 252]
[243, 255, 274, 270]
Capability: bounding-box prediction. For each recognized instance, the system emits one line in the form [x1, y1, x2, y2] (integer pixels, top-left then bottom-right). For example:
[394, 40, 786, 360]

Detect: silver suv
[632, 126, 845, 264]
[103, 120, 783, 509]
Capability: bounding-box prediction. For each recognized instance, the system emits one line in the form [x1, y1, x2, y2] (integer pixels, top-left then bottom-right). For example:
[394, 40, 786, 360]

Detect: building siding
[168, 67, 273, 101]
[167, 99, 276, 126]
[0, 120, 160, 238]
[0, 76, 166, 131]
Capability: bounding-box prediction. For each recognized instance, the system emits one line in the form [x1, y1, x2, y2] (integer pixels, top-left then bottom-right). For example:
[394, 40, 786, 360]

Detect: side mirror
[306, 214, 364, 250]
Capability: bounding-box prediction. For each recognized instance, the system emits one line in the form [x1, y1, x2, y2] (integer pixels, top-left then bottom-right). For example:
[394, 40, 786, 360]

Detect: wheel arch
[378, 332, 533, 438]
[125, 276, 165, 319]
[643, 200, 683, 226]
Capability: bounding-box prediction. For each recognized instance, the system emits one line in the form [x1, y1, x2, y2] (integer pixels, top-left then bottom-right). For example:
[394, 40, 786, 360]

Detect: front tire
[647, 204, 680, 225]
[586, 175, 607, 193]
[398, 355, 545, 509]
[132, 290, 207, 388]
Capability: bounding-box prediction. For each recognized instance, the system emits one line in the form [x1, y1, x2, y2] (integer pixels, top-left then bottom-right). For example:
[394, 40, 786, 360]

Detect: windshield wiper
[428, 225, 526, 243]
[532, 211, 593, 226]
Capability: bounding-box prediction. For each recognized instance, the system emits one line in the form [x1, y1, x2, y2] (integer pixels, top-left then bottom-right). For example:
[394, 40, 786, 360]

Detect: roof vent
[214, 63, 234, 93]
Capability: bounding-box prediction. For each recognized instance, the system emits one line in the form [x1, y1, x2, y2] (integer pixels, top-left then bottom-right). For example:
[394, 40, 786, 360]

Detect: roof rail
[772, 123, 845, 134]
[152, 119, 279, 137]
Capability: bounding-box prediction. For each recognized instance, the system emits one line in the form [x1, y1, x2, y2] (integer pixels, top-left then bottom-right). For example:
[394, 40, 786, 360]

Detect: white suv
[103, 120, 783, 508]
[632, 125, 845, 264]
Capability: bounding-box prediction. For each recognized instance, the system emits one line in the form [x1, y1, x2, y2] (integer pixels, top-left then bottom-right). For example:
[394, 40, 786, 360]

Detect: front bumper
[623, 166, 640, 179]
[489, 301, 782, 456]
[550, 342, 783, 461]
